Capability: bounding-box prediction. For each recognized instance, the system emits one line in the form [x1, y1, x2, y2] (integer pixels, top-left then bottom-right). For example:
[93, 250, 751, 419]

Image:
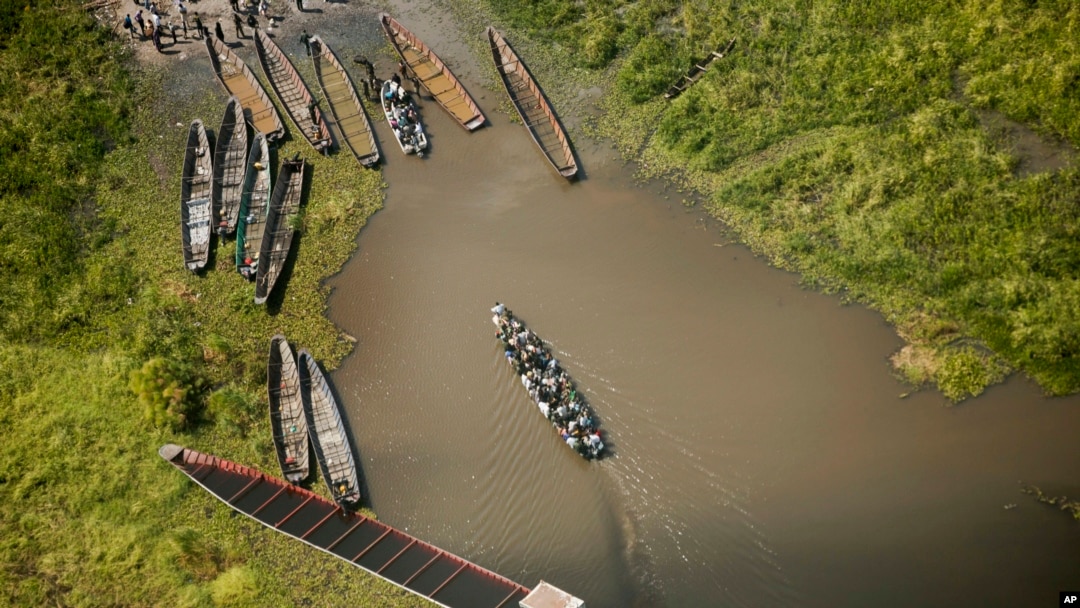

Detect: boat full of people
[381, 79, 428, 156]
[491, 303, 604, 460]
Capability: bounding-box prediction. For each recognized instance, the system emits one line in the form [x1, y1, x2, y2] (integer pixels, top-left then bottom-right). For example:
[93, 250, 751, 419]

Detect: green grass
[573, 0, 1080, 400]
[4, 0, 1080, 602]
[0, 3, 423, 605]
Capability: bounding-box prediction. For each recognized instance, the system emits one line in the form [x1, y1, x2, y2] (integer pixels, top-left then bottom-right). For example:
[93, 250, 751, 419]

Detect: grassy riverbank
[0, 3, 425, 606]
[3, 0, 1077, 604]
[477, 0, 1080, 401]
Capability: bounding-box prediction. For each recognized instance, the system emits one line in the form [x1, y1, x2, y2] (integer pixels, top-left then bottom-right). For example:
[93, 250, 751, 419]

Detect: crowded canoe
[491, 303, 604, 460]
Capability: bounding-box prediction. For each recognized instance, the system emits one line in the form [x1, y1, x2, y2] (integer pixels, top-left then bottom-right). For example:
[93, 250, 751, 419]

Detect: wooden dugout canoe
[180, 119, 213, 272]
[253, 155, 304, 305]
[254, 29, 332, 153]
[664, 38, 737, 100]
[299, 349, 361, 509]
[486, 27, 577, 179]
[213, 96, 249, 236]
[379, 13, 486, 131]
[268, 334, 309, 483]
[309, 36, 380, 168]
[204, 36, 285, 143]
[236, 132, 271, 278]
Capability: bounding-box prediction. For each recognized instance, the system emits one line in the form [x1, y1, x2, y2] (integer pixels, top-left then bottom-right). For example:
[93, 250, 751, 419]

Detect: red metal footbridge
[159, 444, 533, 608]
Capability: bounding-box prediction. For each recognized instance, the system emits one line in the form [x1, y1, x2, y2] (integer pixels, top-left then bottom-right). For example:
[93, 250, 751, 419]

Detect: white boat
[380, 80, 428, 156]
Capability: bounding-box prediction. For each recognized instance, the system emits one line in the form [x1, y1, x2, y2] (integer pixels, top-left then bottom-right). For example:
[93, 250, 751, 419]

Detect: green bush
[936, 347, 1007, 402]
[129, 357, 207, 431]
[579, 15, 621, 69]
[209, 566, 259, 607]
[617, 34, 680, 102]
[207, 387, 261, 436]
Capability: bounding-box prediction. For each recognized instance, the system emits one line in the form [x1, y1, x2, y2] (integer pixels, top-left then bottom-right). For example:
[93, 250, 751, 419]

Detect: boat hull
[253, 156, 304, 304]
[205, 36, 285, 142]
[299, 349, 361, 509]
[254, 29, 332, 153]
[236, 132, 272, 279]
[487, 27, 577, 179]
[380, 13, 485, 131]
[181, 120, 213, 272]
[268, 334, 309, 483]
[310, 36, 380, 168]
[213, 96, 249, 236]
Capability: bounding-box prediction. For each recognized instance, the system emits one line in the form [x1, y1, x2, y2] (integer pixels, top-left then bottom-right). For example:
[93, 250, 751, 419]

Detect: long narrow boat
[486, 28, 578, 179]
[299, 349, 361, 509]
[379, 13, 485, 131]
[491, 304, 604, 459]
[158, 443, 535, 607]
[268, 335, 309, 483]
[236, 132, 272, 279]
[381, 81, 428, 156]
[213, 97, 249, 236]
[309, 36, 380, 168]
[254, 155, 304, 304]
[664, 38, 737, 100]
[254, 29, 331, 153]
[205, 36, 285, 142]
[180, 119, 213, 272]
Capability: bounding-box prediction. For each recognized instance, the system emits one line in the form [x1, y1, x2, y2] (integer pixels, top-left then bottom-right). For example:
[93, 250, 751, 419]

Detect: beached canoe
[379, 13, 485, 131]
[180, 119, 213, 272]
[253, 155, 304, 305]
[380, 80, 428, 156]
[213, 96, 249, 236]
[486, 28, 577, 179]
[268, 334, 309, 483]
[299, 349, 361, 509]
[309, 36, 379, 168]
[205, 36, 285, 143]
[236, 132, 272, 279]
[254, 29, 331, 153]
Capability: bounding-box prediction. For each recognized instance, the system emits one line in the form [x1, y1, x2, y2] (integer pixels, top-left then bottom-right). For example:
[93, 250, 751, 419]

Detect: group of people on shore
[122, 0, 269, 53]
[492, 303, 605, 460]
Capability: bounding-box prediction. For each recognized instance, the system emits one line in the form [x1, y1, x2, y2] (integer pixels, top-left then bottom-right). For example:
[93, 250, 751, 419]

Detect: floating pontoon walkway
[159, 444, 533, 608]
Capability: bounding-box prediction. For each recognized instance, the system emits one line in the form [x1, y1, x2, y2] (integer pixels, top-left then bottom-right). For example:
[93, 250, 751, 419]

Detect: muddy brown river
[226, 2, 1080, 606]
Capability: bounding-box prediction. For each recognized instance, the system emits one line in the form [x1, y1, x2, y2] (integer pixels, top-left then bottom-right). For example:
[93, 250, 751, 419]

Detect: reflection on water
[322, 2, 1080, 606]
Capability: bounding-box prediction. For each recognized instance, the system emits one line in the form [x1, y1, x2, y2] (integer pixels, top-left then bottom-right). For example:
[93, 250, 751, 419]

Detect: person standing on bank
[295, 0, 302, 12]
[152, 25, 163, 52]
[233, 13, 245, 38]
[215, 20, 225, 42]
[122, 14, 135, 39]
[299, 29, 311, 56]
[229, 0, 239, 12]
[134, 10, 145, 39]
[191, 12, 202, 40]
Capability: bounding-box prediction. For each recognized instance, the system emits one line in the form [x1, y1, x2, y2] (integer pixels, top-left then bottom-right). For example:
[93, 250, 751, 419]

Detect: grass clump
[129, 357, 208, 431]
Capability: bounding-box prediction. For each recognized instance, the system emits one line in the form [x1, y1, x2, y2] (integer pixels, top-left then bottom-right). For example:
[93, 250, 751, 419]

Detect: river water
[298, 3, 1080, 607]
